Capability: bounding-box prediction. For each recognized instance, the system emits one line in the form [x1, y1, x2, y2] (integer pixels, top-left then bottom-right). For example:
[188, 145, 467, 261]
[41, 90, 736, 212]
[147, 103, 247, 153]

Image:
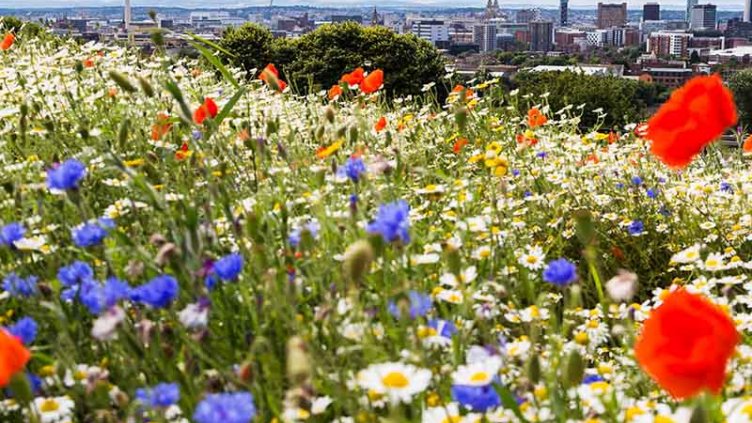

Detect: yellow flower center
[40, 399, 59, 413]
[441, 417, 462, 423]
[382, 372, 409, 389]
[470, 371, 489, 383]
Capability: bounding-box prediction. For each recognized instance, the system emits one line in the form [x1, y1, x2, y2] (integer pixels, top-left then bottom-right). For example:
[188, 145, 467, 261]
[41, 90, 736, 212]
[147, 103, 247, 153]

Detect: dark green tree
[513, 70, 655, 128]
[728, 69, 752, 129]
[272, 22, 446, 97]
[219, 23, 274, 77]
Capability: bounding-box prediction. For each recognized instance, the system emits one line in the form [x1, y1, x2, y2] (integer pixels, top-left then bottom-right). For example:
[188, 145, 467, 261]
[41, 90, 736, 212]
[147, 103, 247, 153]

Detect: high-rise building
[529, 20, 553, 51]
[686, 0, 699, 22]
[560, 0, 568, 26]
[597, 3, 627, 29]
[516, 9, 541, 24]
[643, 3, 660, 21]
[124, 0, 132, 30]
[473, 23, 497, 52]
[745, 0, 752, 22]
[690, 4, 717, 30]
[484, 0, 501, 19]
[410, 19, 450, 46]
[647, 31, 692, 57]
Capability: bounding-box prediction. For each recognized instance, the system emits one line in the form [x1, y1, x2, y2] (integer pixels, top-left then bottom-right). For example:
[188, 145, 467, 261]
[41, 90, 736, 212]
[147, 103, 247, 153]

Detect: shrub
[218, 23, 274, 77]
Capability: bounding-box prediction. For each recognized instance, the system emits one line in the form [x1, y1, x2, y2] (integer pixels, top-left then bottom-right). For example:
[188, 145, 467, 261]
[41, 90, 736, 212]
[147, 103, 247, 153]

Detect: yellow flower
[315, 139, 344, 159]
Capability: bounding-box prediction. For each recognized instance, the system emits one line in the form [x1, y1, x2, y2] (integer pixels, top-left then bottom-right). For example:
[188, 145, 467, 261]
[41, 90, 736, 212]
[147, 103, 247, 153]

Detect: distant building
[687, 0, 699, 22]
[560, 0, 568, 26]
[648, 31, 692, 57]
[555, 28, 586, 52]
[690, 4, 717, 30]
[484, 0, 501, 20]
[643, 3, 660, 21]
[642, 67, 694, 88]
[529, 64, 624, 77]
[410, 19, 450, 46]
[597, 3, 627, 29]
[516, 9, 541, 24]
[473, 23, 497, 52]
[725, 18, 752, 38]
[746, 0, 752, 22]
[331, 15, 363, 24]
[529, 20, 553, 52]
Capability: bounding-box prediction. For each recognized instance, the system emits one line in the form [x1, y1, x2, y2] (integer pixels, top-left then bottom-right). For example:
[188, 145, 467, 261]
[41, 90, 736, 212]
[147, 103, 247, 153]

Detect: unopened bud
[155, 242, 178, 266]
[325, 107, 335, 124]
[343, 240, 374, 284]
[287, 336, 312, 385]
[605, 269, 638, 303]
[564, 350, 584, 388]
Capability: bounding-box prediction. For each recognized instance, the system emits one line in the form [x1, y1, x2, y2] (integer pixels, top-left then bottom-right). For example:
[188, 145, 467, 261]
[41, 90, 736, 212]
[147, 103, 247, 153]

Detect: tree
[690, 50, 701, 64]
[271, 22, 446, 98]
[728, 69, 752, 129]
[219, 23, 274, 77]
[513, 70, 653, 128]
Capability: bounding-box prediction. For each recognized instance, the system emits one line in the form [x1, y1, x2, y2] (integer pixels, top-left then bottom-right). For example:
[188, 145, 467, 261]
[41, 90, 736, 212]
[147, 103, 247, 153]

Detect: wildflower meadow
[1, 28, 752, 423]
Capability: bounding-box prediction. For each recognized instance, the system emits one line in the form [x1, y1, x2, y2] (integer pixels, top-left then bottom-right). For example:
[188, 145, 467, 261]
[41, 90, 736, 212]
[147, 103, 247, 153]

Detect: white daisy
[357, 362, 432, 404]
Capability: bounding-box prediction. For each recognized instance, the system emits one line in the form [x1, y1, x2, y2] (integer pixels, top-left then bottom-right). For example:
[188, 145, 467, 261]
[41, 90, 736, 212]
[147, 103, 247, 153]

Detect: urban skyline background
[0, 0, 746, 10]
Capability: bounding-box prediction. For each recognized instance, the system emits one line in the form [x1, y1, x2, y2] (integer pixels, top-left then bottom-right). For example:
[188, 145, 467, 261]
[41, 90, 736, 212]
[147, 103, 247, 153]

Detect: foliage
[218, 22, 274, 77]
[512, 70, 657, 128]
[728, 69, 752, 128]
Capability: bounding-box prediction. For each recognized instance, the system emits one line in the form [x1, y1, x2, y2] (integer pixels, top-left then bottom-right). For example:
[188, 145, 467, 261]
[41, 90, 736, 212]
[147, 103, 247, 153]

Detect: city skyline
[0, 0, 747, 10]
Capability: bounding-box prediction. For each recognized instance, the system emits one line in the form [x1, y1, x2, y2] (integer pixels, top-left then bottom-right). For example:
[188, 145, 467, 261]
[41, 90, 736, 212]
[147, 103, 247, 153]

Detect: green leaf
[189, 40, 239, 89]
[495, 383, 529, 423]
[164, 79, 193, 125]
[185, 31, 237, 58]
[214, 86, 246, 127]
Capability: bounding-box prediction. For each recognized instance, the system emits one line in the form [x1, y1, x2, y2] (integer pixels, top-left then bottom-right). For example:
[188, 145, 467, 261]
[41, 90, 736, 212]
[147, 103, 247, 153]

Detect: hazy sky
[0, 0, 743, 9]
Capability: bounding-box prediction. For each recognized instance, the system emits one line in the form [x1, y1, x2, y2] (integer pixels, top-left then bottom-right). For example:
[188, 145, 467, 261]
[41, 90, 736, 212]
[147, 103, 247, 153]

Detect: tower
[124, 0, 132, 30]
[686, 0, 698, 22]
[371, 6, 379, 26]
[560, 0, 568, 26]
[745, 0, 752, 21]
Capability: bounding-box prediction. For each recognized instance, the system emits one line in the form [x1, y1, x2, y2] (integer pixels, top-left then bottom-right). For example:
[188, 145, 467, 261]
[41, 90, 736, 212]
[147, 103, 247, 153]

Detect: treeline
[218, 22, 446, 98]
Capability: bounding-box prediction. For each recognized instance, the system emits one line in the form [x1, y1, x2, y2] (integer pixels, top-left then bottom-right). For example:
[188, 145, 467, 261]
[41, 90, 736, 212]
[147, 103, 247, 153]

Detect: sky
[0, 0, 743, 10]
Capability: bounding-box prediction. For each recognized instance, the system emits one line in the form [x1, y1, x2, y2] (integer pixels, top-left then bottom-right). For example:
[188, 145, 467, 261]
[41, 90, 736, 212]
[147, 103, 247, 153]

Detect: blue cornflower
[0, 222, 25, 246]
[427, 318, 458, 338]
[720, 181, 733, 193]
[47, 159, 86, 190]
[631, 176, 642, 186]
[523, 191, 532, 198]
[646, 188, 658, 199]
[136, 382, 180, 409]
[627, 220, 644, 236]
[288, 221, 320, 248]
[615, 182, 625, 189]
[542, 258, 578, 286]
[536, 151, 547, 159]
[8, 317, 37, 345]
[193, 392, 256, 423]
[451, 384, 501, 412]
[582, 374, 605, 384]
[512, 169, 520, 177]
[80, 277, 131, 315]
[388, 290, 432, 319]
[213, 253, 244, 281]
[131, 275, 179, 308]
[339, 156, 367, 182]
[3, 273, 37, 297]
[58, 261, 95, 301]
[72, 218, 115, 248]
[366, 200, 410, 244]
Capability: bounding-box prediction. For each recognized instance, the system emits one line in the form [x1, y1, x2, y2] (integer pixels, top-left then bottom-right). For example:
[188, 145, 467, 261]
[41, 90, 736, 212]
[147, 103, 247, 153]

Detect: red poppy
[527, 108, 547, 128]
[0, 33, 14, 51]
[360, 69, 384, 94]
[83, 58, 95, 68]
[340, 67, 365, 86]
[374, 116, 387, 132]
[516, 133, 538, 147]
[647, 74, 737, 168]
[175, 142, 192, 161]
[743, 134, 752, 153]
[607, 131, 619, 144]
[0, 329, 30, 388]
[151, 113, 172, 141]
[328, 85, 343, 100]
[634, 289, 739, 399]
[451, 84, 474, 99]
[259, 63, 287, 93]
[453, 138, 469, 154]
[634, 122, 649, 138]
[193, 98, 218, 125]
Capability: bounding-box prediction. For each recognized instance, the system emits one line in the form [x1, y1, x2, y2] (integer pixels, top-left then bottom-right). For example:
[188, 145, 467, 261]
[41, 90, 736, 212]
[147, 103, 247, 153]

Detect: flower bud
[605, 269, 638, 303]
[564, 350, 584, 388]
[343, 240, 374, 284]
[287, 336, 312, 385]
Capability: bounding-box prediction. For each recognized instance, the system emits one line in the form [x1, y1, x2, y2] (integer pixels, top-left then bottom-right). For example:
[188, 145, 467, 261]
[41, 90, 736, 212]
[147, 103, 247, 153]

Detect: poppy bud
[315, 125, 325, 141]
[605, 270, 638, 303]
[527, 354, 541, 384]
[109, 71, 137, 93]
[287, 336, 312, 385]
[325, 107, 335, 124]
[343, 240, 374, 284]
[155, 242, 178, 266]
[455, 106, 468, 132]
[349, 125, 359, 145]
[336, 125, 347, 139]
[138, 76, 155, 98]
[564, 350, 584, 388]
